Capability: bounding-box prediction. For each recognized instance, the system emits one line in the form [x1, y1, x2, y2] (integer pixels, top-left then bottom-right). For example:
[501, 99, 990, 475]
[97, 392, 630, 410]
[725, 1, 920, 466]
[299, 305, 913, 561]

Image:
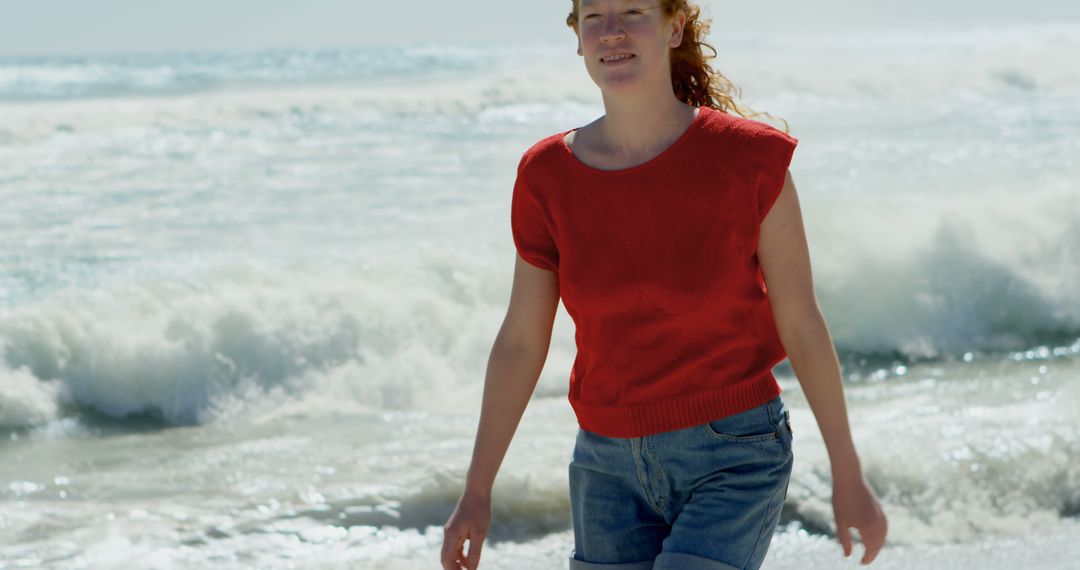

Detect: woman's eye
[583, 9, 643, 22]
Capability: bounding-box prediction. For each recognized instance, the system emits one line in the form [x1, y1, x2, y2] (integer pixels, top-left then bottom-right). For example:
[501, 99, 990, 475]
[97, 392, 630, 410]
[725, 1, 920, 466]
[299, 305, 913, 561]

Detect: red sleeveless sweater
[510, 105, 798, 438]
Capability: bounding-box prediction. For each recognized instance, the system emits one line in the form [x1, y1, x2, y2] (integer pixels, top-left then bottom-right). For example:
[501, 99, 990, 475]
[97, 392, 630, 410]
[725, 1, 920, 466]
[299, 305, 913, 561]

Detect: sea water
[1, 22, 1079, 569]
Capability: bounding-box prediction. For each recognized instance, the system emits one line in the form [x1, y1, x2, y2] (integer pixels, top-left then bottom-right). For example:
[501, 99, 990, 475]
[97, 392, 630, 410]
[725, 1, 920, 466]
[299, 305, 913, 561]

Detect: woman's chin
[588, 66, 647, 87]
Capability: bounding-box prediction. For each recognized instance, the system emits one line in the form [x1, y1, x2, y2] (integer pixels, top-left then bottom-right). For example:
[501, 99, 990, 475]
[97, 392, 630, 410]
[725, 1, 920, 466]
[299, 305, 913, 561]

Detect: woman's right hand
[440, 492, 492, 570]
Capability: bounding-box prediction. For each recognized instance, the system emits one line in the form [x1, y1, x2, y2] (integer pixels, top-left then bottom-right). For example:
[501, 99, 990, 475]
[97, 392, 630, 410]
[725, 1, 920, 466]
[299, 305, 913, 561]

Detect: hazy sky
[1, 0, 1077, 56]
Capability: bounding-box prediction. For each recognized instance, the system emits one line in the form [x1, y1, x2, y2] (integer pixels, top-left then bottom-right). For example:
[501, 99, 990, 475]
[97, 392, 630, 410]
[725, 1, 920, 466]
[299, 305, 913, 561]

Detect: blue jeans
[568, 395, 794, 570]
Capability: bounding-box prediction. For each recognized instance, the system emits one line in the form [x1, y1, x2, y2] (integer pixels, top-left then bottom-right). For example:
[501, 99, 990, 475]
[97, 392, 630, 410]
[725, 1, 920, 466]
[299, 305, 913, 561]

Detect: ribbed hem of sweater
[569, 373, 782, 438]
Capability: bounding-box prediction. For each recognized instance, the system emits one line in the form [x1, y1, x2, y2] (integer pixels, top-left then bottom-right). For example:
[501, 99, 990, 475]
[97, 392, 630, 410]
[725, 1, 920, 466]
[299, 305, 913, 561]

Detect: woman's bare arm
[757, 170, 860, 476]
[443, 254, 560, 569]
[462, 253, 560, 499]
[756, 170, 888, 565]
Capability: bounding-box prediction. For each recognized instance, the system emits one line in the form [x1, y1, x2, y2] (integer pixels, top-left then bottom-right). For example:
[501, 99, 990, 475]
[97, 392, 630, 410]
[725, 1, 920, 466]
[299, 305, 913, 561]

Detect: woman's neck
[594, 98, 698, 159]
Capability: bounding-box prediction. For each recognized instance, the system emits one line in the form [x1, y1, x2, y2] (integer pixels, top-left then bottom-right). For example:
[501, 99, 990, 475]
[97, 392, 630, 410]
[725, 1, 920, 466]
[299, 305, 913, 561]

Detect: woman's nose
[601, 15, 626, 38]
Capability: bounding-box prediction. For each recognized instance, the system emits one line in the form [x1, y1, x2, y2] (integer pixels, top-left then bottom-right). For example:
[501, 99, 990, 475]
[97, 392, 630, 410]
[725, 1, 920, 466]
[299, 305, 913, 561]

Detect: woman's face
[575, 0, 684, 94]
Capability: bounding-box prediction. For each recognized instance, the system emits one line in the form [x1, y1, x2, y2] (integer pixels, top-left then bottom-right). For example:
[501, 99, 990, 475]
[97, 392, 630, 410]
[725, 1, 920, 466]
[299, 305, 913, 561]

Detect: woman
[441, 1, 888, 568]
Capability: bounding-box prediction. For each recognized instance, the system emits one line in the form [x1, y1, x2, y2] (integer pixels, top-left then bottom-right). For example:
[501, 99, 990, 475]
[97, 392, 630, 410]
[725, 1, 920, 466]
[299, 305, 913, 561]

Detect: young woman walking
[442, 1, 888, 568]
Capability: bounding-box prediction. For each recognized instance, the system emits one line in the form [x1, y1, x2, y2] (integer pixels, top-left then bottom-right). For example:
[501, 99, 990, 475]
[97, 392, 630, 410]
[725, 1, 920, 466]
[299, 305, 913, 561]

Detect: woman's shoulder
[697, 107, 798, 159]
[517, 130, 571, 173]
[700, 107, 791, 140]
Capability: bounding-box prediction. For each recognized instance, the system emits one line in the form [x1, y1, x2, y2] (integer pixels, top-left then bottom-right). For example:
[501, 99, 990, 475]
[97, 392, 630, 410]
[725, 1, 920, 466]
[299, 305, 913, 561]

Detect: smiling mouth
[600, 54, 636, 64]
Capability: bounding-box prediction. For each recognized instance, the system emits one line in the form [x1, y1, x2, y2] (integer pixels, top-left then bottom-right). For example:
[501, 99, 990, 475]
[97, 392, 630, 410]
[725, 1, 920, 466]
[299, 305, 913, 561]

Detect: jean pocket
[701, 402, 781, 443]
[778, 408, 793, 454]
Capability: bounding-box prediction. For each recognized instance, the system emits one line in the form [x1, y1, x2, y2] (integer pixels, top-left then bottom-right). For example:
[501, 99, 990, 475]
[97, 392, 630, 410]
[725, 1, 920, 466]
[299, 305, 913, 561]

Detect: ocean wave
[1, 241, 1078, 430]
[0, 44, 504, 102]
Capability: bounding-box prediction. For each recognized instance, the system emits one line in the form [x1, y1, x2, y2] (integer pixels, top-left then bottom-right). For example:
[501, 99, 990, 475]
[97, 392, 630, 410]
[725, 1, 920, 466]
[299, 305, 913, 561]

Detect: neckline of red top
[557, 105, 707, 176]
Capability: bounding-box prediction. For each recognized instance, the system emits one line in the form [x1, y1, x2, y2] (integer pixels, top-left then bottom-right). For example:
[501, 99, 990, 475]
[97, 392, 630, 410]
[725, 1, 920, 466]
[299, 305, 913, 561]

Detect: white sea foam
[1, 22, 1078, 569]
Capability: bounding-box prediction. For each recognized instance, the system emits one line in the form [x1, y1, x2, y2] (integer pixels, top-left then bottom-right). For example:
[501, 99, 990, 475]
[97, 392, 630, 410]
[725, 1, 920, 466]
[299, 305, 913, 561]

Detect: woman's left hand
[832, 470, 888, 565]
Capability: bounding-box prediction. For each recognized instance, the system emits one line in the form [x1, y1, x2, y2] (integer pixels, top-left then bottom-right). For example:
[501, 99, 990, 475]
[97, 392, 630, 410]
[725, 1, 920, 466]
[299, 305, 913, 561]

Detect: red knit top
[510, 105, 799, 438]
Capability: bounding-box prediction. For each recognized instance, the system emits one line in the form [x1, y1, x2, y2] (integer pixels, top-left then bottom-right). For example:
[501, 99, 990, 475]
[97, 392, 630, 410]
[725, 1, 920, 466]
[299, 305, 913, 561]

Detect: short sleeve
[754, 127, 799, 223]
[510, 152, 559, 272]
